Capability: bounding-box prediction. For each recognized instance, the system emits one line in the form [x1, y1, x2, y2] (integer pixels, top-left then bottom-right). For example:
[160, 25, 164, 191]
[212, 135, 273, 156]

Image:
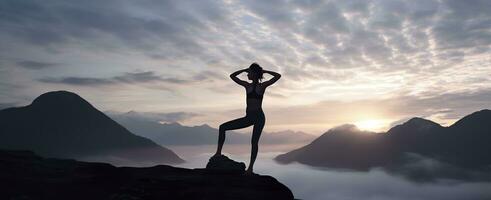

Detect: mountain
[109, 111, 315, 145]
[109, 113, 248, 145]
[275, 124, 394, 170]
[260, 129, 316, 144]
[0, 91, 183, 164]
[439, 109, 491, 167]
[276, 110, 491, 170]
[385, 117, 445, 156]
[0, 150, 294, 200]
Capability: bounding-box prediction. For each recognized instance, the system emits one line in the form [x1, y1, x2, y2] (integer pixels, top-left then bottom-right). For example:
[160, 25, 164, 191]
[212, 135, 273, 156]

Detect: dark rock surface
[206, 155, 246, 174]
[0, 150, 294, 200]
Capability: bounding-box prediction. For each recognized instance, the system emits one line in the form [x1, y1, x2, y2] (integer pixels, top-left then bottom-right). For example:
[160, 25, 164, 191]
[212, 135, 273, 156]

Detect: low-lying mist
[79, 144, 491, 200]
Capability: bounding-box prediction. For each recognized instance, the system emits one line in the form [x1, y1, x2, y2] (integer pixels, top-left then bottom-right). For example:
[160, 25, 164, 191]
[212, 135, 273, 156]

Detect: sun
[355, 119, 387, 132]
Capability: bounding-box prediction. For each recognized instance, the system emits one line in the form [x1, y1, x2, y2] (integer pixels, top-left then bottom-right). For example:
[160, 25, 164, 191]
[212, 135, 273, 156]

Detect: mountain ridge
[109, 111, 316, 146]
[276, 109, 491, 171]
[0, 90, 183, 164]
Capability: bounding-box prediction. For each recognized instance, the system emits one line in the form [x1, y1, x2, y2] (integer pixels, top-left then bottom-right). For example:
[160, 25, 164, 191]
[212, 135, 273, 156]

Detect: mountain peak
[405, 117, 439, 126]
[386, 117, 442, 137]
[31, 90, 92, 109]
[397, 117, 441, 129]
[450, 109, 491, 129]
[126, 110, 138, 115]
[461, 109, 491, 119]
[330, 124, 360, 132]
[161, 121, 182, 126]
[315, 124, 371, 140]
[196, 123, 213, 129]
[33, 90, 80, 101]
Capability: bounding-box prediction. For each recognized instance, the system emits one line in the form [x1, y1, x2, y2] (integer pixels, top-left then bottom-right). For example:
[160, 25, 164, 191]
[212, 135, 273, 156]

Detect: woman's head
[247, 63, 264, 82]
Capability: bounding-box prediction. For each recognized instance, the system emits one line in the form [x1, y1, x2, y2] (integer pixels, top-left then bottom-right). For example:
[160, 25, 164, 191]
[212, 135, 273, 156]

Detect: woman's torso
[245, 83, 265, 113]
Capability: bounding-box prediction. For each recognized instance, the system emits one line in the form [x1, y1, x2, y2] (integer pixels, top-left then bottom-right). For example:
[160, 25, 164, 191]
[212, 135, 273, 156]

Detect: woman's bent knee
[219, 124, 226, 132]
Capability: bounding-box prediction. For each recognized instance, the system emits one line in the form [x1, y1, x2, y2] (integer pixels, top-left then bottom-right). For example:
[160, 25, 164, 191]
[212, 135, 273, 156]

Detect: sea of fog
[84, 144, 491, 200]
[173, 145, 491, 200]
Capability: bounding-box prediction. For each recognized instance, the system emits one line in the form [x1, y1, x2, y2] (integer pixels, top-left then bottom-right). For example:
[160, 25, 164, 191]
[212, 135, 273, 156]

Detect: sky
[1, 0, 490, 135]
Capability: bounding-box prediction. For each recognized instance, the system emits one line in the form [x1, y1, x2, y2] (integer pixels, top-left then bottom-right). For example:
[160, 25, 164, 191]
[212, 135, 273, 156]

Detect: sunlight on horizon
[354, 119, 391, 132]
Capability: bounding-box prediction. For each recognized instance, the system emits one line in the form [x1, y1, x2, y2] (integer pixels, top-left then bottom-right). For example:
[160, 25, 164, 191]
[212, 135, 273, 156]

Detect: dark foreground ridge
[0, 150, 294, 200]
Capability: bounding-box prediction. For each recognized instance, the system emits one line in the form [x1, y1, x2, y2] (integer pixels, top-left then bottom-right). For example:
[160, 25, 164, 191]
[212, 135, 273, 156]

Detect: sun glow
[355, 119, 388, 132]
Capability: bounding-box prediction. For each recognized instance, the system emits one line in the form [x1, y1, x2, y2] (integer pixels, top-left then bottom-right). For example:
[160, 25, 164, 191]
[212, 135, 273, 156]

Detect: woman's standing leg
[215, 116, 254, 156]
[246, 113, 265, 174]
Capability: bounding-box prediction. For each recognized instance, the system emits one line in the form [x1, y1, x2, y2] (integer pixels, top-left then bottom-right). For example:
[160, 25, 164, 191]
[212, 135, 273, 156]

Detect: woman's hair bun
[249, 63, 264, 81]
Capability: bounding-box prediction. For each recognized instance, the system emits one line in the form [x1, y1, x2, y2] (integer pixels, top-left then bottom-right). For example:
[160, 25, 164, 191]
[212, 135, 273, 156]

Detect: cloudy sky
[1, 0, 490, 134]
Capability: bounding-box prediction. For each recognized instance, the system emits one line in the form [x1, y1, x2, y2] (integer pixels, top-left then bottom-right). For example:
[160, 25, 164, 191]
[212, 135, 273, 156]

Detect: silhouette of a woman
[214, 63, 281, 174]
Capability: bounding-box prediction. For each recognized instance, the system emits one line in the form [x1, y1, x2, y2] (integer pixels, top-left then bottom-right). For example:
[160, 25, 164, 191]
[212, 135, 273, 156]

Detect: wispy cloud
[38, 71, 217, 87]
[17, 60, 58, 70]
[39, 77, 113, 86]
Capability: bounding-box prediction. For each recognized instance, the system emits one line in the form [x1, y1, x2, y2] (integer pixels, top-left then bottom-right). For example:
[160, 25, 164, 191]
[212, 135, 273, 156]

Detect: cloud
[389, 89, 491, 121]
[38, 71, 214, 87]
[243, 0, 489, 75]
[0, 0, 231, 59]
[114, 72, 169, 83]
[432, 0, 491, 50]
[2, 0, 489, 71]
[384, 153, 491, 183]
[38, 71, 221, 89]
[17, 60, 57, 70]
[2, 0, 489, 82]
[253, 157, 491, 200]
[39, 77, 113, 86]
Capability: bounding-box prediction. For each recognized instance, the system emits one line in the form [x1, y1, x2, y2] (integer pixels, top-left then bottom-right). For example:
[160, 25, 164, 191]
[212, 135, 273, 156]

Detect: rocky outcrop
[206, 155, 246, 174]
[0, 150, 294, 200]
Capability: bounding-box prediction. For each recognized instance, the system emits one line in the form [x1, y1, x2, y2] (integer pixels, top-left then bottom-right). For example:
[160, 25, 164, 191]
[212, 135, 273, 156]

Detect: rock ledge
[205, 154, 246, 174]
[0, 150, 294, 200]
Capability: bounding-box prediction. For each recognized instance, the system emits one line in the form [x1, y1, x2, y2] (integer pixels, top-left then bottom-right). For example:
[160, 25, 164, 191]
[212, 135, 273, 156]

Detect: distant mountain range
[0, 91, 183, 164]
[109, 111, 315, 146]
[276, 110, 491, 171]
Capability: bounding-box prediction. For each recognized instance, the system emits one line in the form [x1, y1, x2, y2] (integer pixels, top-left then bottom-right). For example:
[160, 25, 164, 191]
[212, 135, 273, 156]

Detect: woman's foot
[212, 152, 221, 158]
[244, 168, 256, 176]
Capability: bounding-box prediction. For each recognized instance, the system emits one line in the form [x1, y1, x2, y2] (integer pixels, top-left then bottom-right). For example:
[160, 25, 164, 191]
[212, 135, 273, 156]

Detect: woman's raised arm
[262, 70, 281, 87]
[230, 68, 249, 87]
